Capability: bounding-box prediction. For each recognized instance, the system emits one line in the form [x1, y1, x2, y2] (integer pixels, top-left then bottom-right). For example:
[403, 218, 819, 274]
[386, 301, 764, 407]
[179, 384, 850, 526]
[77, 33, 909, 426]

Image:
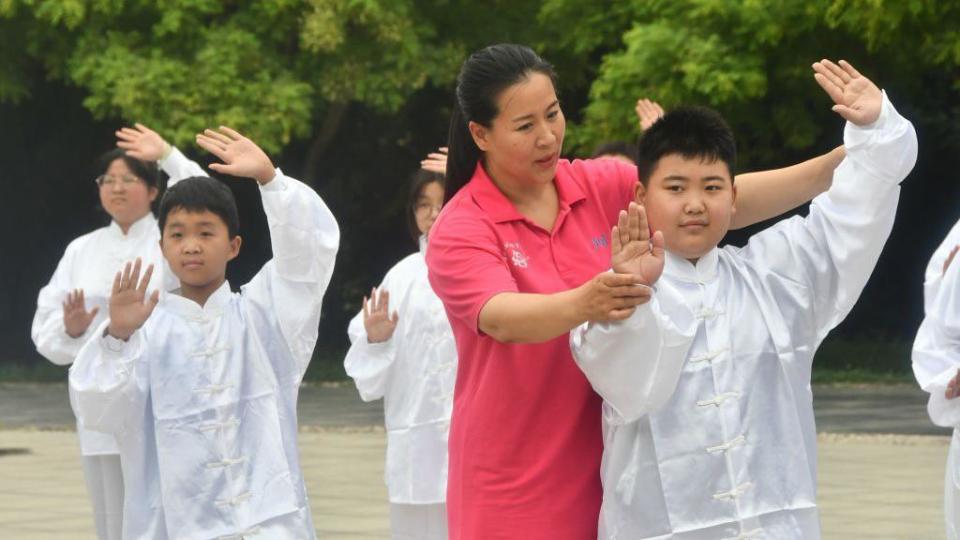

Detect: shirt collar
[664, 248, 720, 284]
[161, 280, 232, 319]
[466, 160, 586, 224]
[418, 234, 428, 255]
[108, 213, 157, 240]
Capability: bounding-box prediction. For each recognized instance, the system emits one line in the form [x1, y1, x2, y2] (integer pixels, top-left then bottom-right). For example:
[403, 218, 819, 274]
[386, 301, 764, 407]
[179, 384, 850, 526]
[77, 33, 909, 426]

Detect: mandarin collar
[466, 160, 585, 224]
[161, 280, 232, 320]
[418, 234, 428, 255]
[663, 248, 719, 284]
[108, 213, 157, 240]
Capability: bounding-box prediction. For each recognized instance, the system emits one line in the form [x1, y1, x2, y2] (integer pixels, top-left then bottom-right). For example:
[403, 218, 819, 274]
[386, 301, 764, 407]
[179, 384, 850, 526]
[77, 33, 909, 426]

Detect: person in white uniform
[570, 59, 917, 539]
[69, 126, 339, 539]
[30, 123, 202, 540]
[913, 218, 960, 539]
[345, 165, 454, 540]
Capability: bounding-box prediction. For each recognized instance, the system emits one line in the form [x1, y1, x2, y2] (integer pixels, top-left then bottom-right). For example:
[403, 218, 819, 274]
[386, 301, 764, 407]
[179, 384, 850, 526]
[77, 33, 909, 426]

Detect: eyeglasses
[415, 203, 443, 215]
[95, 174, 143, 187]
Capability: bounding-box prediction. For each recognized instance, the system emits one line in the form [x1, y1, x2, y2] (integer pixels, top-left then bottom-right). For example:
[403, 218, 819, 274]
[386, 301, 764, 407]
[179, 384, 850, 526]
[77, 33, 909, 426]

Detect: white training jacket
[913, 217, 960, 540]
[30, 147, 200, 455]
[345, 236, 457, 504]
[69, 171, 339, 540]
[572, 93, 916, 540]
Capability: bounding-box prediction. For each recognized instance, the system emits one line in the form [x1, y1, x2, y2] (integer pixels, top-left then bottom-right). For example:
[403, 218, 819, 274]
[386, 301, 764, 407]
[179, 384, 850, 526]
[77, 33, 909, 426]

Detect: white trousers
[389, 503, 448, 540]
[81, 454, 124, 540]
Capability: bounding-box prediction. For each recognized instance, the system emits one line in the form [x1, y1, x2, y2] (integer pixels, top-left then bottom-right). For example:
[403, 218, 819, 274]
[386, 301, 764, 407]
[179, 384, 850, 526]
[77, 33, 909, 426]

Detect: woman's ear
[468, 121, 490, 152]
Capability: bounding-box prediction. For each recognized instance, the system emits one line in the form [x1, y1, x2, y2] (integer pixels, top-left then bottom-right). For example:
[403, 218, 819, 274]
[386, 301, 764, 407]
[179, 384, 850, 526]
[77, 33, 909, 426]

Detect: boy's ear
[730, 183, 737, 215]
[468, 121, 490, 152]
[228, 235, 242, 262]
[633, 181, 646, 204]
[148, 186, 159, 203]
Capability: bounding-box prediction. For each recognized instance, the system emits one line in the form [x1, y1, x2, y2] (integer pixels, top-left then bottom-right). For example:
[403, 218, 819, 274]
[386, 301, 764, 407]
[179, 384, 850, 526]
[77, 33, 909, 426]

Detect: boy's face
[637, 153, 736, 262]
[160, 208, 241, 290]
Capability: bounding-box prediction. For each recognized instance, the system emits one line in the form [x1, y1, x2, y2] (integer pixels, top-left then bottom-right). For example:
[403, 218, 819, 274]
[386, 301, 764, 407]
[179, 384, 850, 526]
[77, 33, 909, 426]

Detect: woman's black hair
[406, 169, 445, 242]
[98, 148, 161, 189]
[445, 44, 557, 203]
[591, 141, 637, 163]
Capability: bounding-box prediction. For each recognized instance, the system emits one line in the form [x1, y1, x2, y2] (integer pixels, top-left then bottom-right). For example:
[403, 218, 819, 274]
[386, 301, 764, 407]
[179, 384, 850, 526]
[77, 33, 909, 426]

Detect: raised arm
[197, 127, 340, 381]
[344, 286, 400, 401]
[914, 256, 960, 428]
[117, 123, 205, 186]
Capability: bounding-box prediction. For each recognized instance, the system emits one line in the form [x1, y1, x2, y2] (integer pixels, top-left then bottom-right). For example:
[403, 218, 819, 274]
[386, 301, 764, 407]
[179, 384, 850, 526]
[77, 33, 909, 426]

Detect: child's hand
[812, 59, 882, 126]
[947, 368, 960, 400]
[115, 123, 171, 162]
[107, 258, 160, 341]
[610, 202, 665, 287]
[62, 289, 99, 338]
[636, 99, 664, 131]
[362, 287, 398, 343]
[196, 127, 276, 184]
[421, 147, 448, 175]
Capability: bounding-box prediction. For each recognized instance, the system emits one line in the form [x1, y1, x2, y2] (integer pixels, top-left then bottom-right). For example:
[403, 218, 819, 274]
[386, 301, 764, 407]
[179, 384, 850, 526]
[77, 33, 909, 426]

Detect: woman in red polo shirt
[426, 44, 844, 540]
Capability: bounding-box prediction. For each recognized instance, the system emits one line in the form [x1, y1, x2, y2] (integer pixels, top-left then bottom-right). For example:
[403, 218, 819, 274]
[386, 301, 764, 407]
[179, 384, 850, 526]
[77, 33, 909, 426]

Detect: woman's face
[469, 72, 565, 190]
[98, 158, 158, 229]
[414, 180, 445, 236]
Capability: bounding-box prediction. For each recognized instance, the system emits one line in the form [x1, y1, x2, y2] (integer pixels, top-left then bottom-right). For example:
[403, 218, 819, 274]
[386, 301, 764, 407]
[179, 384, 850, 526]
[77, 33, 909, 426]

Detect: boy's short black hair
[158, 177, 240, 238]
[99, 148, 160, 188]
[590, 141, 636, 163]
[636, 106, 736, 185]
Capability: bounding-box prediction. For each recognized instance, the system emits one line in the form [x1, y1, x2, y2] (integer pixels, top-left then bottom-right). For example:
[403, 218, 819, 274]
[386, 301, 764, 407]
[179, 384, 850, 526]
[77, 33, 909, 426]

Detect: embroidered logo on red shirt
[504, 241, 529, 268]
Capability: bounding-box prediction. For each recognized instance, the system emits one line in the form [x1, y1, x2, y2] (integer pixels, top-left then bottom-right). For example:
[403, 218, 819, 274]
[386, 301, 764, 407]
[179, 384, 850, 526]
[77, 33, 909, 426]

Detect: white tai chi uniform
[30, 147, 200, 539]
[913, 216, 960, 540]
[572, 93, 916, 539]
[70, 170, 339, 539]
[345, 236, 455, 540]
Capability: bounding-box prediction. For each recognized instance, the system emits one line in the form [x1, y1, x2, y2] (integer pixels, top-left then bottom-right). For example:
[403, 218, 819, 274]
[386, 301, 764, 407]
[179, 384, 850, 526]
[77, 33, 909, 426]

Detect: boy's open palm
[363, 288, 399, 343]
[108, 258, 160, 341]
[812, 59, 882, 126]
[196, 127, 275, 184]
[611, 202, 665, 287]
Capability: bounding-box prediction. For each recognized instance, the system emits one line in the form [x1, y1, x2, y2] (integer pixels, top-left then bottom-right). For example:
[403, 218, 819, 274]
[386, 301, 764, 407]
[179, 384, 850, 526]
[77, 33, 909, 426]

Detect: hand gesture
[115, 123, 170, 161]
[943, 245, 960, 277]
[610, 202, 665, 286]
[107, 258, 160, 341]
[947, 368, 960, 400]
[812, 59, 882, 126]
[636, 99, 665, 131]
[363, 287, 399, 343]
[420, 147, 448, 175]
[62, 289, 99, 338]
[196, 127, 276, 184]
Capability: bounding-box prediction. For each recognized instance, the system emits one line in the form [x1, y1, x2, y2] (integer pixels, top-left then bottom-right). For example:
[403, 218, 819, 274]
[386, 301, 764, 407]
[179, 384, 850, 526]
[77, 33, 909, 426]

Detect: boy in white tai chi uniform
[70, 126, 339, 539]
[571, 60, 917, 539]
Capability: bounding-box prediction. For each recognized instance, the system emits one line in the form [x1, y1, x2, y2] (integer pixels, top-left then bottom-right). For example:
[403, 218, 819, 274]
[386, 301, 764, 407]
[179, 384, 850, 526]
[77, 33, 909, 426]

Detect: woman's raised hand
[116, 123, 171, 162]
[363, 287, 399, 343]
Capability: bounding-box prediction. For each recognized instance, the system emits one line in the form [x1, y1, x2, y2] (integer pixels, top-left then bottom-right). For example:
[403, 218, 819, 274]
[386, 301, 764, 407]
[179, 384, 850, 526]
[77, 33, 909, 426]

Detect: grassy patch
[0, 361, 68, 383]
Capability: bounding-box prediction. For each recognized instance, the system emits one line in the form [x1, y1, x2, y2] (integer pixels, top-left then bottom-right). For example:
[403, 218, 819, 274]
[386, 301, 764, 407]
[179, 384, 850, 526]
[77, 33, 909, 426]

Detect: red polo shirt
[426, 158, 638, 540]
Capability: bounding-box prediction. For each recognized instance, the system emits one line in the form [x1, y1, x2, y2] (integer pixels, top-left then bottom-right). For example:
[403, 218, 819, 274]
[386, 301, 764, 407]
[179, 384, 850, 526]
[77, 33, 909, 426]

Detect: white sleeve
[344, 307, 397, 402]
[923, 219, 960, 313]
[241, 171, 340, 383]
[913, 253, 960, 427]
[570, 281, 696, 425]
[158, 146, 206, 188]
[738, 92, 917, 343]
[68, 321, 147, 435]
[31, 242, 88, 365]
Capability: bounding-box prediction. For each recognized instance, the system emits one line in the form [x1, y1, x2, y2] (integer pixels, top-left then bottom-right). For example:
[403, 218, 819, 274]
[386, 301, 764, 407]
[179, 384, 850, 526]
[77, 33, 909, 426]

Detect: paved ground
[0, 382, 953, 538]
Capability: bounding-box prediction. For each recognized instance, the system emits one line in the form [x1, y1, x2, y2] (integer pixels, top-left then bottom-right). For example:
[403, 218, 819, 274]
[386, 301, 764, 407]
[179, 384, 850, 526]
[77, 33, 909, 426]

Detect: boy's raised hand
[362, 287, 399, 344]
[196, 127, 276, 185]
[63, 289, 99, 338]
[812, 59, 882, 126]
[610, 202, 665, 287]
[115, 123, 171, 161]
[107, 258, 160, 341]
[636, 99, 665, 131]
[420, 147, 448, 175]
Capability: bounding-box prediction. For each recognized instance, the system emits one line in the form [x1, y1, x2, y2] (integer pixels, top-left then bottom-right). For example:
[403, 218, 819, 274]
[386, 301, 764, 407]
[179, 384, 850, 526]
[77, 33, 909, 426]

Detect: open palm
[108, 258, 159, 340]
[363, 287, 398, 343]
[196, 127, 276, 184]
[611, 202, 665, 286]
[812, 59, 882, 126]
[116, 123, 170, 161]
